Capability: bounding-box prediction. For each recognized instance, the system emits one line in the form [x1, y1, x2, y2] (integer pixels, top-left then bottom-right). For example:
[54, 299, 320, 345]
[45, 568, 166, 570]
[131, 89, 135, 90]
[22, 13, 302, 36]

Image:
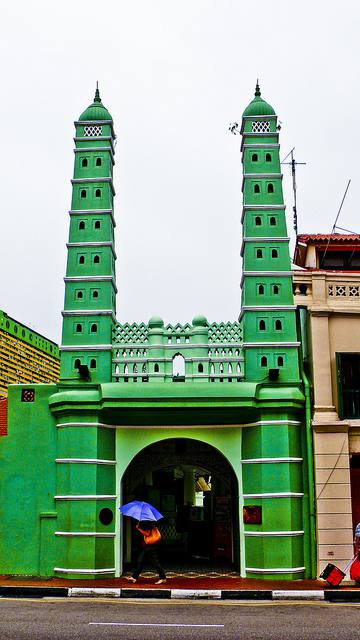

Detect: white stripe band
[242, 457, 302, 464]
[55, 532, 115, 537]
[244, 530, 304, 537]
[243, 492, 303, 498]
[55, 458, 116, 465]
[54, 567, 115, 574]
[246, 567, 305, 574]
[54, 495, 116, 500]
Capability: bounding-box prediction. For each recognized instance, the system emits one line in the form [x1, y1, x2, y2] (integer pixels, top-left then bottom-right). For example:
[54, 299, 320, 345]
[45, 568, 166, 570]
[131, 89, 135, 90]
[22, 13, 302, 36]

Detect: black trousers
[132, 544, 166, 579]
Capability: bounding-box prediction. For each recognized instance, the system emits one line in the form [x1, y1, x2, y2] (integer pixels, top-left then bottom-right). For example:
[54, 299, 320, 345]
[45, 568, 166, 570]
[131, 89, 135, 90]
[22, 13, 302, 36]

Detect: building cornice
[71, 176, 115, 196]
[54, 494, 116, 500]
[60, 344, 113, 351]
[242, 457, 302, 464]
[241, 205, 286, 223]
[241, 272, 293, 288]
[74, 136, 115, 154]
[67, 241, 117, 259]
[241, 237, 290, 256]
[243, 341, 300, 348]
[64, 275, 117, 293]
[69, 208, 116, 227]
[55, 458, 116, 465]
[245, 566, 305, 574]
[242, 143, 280, 149]
[62, 310, 116, 320]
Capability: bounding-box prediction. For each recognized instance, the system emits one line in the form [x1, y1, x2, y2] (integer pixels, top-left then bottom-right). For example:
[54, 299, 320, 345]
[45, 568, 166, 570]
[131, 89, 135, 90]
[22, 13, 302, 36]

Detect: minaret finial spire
[255, 80, 261, 97]
[94, 81, 101, 103]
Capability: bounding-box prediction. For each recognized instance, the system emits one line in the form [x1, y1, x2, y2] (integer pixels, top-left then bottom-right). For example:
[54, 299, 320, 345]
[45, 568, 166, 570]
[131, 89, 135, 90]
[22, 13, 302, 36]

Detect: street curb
[1, 586, 360, 601]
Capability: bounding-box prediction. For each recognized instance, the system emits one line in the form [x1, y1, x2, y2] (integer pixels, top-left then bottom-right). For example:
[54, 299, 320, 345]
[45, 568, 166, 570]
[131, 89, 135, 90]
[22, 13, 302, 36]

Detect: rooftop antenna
[320, 179, 352, 267]
[281, 147, 306, 236]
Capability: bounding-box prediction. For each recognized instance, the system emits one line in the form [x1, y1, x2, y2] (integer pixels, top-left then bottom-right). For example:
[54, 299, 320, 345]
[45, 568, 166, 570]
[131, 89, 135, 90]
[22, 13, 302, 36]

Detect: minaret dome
[79, 85, 113, 121]
[242, 81, 275, 117]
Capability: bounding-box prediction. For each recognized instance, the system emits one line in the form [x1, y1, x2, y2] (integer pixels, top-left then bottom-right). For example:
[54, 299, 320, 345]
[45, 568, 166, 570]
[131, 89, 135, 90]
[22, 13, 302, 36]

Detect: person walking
[126, 521, 166, 584]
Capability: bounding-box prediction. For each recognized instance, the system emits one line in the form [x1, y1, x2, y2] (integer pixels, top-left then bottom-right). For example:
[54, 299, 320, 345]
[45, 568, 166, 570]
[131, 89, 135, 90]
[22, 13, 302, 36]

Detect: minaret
[240, 83, 299, 382]
[60, 86, 116, 383]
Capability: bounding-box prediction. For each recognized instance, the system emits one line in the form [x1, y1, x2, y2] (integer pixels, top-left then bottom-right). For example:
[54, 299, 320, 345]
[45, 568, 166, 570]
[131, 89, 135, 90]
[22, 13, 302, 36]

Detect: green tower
[240, 82, 300, 382]
[60, 86, 117, 383]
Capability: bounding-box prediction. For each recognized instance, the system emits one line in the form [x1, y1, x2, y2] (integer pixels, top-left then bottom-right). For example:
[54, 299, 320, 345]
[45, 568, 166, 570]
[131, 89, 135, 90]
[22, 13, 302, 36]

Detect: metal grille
[251, 121, 270, 133]
[83, 125, 102, 137]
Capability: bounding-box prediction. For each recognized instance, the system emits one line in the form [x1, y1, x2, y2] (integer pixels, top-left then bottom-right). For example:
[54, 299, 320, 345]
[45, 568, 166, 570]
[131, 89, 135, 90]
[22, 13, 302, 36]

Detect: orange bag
[143, 527, 161, 545]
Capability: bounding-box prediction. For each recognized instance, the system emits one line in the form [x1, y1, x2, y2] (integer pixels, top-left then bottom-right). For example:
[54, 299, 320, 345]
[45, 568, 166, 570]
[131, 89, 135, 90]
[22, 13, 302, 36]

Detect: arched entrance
[121, 438, 239, 572]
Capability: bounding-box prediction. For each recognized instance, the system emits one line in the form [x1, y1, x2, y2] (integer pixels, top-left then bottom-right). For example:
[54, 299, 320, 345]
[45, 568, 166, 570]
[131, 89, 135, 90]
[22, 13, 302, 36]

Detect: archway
[121, 438, 239, 573]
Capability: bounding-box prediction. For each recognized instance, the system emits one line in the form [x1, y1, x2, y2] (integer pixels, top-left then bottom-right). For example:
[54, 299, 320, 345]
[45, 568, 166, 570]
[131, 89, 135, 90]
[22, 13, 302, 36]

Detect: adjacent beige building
[293, 234, 360, 575]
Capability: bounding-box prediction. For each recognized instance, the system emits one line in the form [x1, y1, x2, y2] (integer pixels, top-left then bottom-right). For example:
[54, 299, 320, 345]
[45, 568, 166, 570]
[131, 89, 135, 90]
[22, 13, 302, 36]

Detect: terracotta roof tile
[297, 234, 360, 243]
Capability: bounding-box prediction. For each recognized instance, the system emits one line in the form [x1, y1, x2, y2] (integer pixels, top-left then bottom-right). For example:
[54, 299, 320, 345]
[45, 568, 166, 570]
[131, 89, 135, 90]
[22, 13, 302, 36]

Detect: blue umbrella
[119, 500, 163, 522]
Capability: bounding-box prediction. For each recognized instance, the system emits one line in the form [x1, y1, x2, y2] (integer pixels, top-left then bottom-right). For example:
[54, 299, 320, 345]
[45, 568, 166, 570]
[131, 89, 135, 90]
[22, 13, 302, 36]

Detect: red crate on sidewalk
[320, 563, 346, 587]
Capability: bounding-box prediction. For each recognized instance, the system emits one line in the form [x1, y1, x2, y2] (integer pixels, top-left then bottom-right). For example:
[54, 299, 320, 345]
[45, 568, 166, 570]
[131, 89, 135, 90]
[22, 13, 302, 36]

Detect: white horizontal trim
[242, 115, 277, 121]
[242, 457, 302, 464]
[56, 458, 116, 465]
[242, 237, 289, 243]
[113, 342, 243, 351]
[74, 119, 113, 125]
[56, 419, 301, 430]
[243, 173, 283, 179]
[60, 344, 112, 351]
[55, 531, 115, 537]
[64, 275, 117, 292]
[241, 306, 295, 312]
[243, 341, 300, 348]
[62, 309, 115, 316]
[67, 242, 116, 258]
[54, 567, 115, 574]
[69, 208, 116, 227]
[243, 205, 286, 210]
[57, 422, 115, 429]
[72, 177, 112, 184]
[244, 530, 304, 537]
[243, 143, 280, 148]
[243, 492, 304, 498]
[246, 567, 305, 574]
[242, 271, 293, 276]
[54, 495, 116, 500]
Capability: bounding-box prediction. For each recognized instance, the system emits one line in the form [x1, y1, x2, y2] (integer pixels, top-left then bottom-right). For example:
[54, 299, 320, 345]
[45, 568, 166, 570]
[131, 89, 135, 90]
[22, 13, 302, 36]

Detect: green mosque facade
[0, 86, 315, 580]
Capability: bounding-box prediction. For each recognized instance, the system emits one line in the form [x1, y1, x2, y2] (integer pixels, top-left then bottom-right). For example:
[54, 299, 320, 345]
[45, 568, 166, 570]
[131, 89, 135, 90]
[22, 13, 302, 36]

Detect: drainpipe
[297, 306, 317, 578]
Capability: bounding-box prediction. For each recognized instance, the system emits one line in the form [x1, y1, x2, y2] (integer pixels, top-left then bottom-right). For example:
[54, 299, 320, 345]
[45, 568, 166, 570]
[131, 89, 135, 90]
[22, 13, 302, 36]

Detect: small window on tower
[198, 363, 204, 373]
[79, 221, 85, 230]
[96, 157, 102, 167]
[95, 188, 101, 198]
[94, 220, 101, 229]
[255, 216, 262, 226]
[252, 153, 258, 162]
[81, 158, 88, 167]
[261, 356, 268, 367]
[273, 284, 280, 295]
[84, 125, 102, 137]
[271, 249, 278, 258]
[74, 358, 81, 369]
[266, 153, 272, 162]
[256, 249, 263, 259]
[258, 284, 265, 295]
[252, 121, 270, 133]
[278, 356, 284, 367]
[92, 290, 99, 298]
[267, 183, 274, 193]
[154, 363, 159, 373]
[259, 320, 266, 331]
[91, 323, 98, 333]
[75, 323, 82, 333]
[76, 290, 84, 299]
[79, 255, 85, 264]
[93, 255, 100, 264]
[254, 184, 260, 194]
[275, 319, 282, 331]
[270, 216, 276, 226]
[90, 358, 97, 369]
[80, 189, 87, 198]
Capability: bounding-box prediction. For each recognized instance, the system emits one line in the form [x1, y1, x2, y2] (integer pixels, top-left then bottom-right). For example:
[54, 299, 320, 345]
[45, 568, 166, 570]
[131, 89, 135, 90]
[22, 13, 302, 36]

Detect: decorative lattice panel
[83, 125, 103, 137]
[208, 322, 243, 343]
[113, 322, 148, 345]
[328, 284, 360, 298]
[251, 121, 270, 133]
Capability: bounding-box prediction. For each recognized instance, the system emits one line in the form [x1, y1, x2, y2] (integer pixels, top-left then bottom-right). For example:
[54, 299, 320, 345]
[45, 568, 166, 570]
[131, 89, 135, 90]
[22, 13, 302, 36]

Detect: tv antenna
[320, 179, 352, 268]
[281, 147, 306, 236]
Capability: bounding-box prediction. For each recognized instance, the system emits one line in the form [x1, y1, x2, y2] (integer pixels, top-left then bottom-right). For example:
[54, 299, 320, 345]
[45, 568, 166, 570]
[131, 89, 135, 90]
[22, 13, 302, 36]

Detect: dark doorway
[121, 438, 239, 572]
[350, 454, 360, 532]
[337, 353, 360, 419]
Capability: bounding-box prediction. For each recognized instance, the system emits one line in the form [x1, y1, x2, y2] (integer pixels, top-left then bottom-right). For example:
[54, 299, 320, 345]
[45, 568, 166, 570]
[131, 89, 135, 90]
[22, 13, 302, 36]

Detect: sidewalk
[1, 575, 359, 601]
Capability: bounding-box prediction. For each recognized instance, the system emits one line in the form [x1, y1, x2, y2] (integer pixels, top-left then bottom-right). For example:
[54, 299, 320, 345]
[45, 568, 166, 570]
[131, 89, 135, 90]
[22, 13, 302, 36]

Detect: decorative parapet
[293, 271, 360, 310]
[112, 318, 244, 383]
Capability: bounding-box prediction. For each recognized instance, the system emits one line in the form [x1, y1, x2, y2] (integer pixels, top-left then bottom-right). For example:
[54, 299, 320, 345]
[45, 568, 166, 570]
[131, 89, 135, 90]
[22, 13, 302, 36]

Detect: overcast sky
[0, 0, 358, 343]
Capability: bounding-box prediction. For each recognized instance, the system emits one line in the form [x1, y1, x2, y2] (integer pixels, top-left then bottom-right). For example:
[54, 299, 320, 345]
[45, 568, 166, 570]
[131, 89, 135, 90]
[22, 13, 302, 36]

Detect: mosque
[0, 85, 314, 580]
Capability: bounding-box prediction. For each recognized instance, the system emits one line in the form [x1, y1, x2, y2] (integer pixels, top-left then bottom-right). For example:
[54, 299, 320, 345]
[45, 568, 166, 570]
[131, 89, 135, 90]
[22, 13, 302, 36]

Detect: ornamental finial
[94, 81, 101, 103]
[255, 80, 261, 97]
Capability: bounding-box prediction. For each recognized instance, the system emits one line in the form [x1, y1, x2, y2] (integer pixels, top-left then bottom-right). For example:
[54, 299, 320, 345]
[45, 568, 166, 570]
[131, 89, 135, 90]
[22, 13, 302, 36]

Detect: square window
[243, 505, 262, 524]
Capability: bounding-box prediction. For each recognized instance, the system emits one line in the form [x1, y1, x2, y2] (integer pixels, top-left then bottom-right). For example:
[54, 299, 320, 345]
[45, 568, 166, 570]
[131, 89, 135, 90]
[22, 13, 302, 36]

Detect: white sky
[0, 0, 358, 343]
